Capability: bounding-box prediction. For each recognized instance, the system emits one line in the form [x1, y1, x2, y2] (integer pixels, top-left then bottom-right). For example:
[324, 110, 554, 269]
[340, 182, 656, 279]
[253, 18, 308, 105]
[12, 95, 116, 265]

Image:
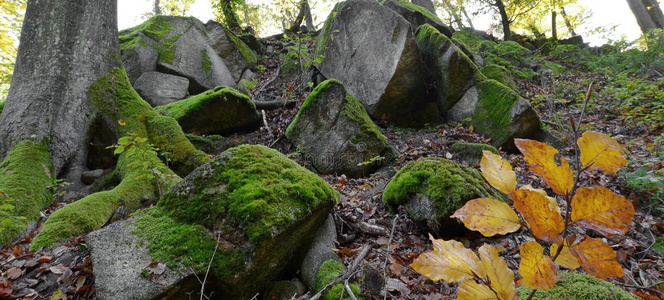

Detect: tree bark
[154, 0, 161, 15]
[495, 0, 512, 40]
[627, 0, 662, 33]
[552, 10, 557, 39]
[560, 6, 577, 36]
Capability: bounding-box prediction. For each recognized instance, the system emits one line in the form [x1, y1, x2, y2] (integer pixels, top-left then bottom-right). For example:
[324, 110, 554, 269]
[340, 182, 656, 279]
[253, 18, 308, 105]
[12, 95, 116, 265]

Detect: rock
[383, 0, 452, 36]
[382, 157, 505, 237]
[265, 279, 307, 300]
[415, 24, 482, 112]
[236, 70, 258, 95]
[185, 134, 238, 154]
[285, 80, 387, 178]
[119, 34, 159, 84]
[133, 72, 189, 107]
[157, 145, 340, 299]
[154, 86, 261, 135]
[300, 214, 339, 290]
[481, 64, 517, 90]
[239, 33, 264, 54]
[316, 0, 442, 128]
[449, 142, 498, 166]
[205, 21, 258, 82]
[80, 169, 105, 185]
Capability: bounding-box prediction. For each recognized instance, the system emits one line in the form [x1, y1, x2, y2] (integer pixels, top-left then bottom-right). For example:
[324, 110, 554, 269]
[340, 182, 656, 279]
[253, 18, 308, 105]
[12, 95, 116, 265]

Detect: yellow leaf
[570, 237, 623, 279]
[514, 139, 574, 196]
[577, 131, 626, 174]
[571, 186, 634, 236]
[457, 280, 499, 300]
[518, 241, 557, 290]
[452, 198, 521, 237]
[411, 235, 486, 282]
[550, 242, 580, 270]
[520, 185, 560, 214]
[512, 189, 564, 243]
[479, 244, 516, 300]
[480, 151, 517, 194]
[50, 290, 65, 300]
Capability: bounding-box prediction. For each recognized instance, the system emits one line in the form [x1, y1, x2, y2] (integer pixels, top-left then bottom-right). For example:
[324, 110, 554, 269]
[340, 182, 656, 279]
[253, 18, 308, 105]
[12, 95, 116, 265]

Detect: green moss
[155, 86, 255, 121]
[0, 101, 4, 117]
[471, 79, 522, 147]
[131, 207, 246, 277]
[451, 28, 488, 53]
[517, 272, 638, 300]
[395, 0, 442, 23]
[159, 144, 340, 244]
[185, 134, 237, 154]
[383, 157, 504, 232]
[655, 236, 664, 252]
[31, 68, 208, 249]
[223, 26, 258, 67]
[494, 41, 531, 60]
[481, 64, 516, 90]
[313, 259, 361, 300]
[280, 51, 301, 75]
[315, 2, 345, 58]
[201, 49, 211, 74]
[0, 139, 54, 245]
[118, 15, 181, 64]
[146, 115, 208, 176]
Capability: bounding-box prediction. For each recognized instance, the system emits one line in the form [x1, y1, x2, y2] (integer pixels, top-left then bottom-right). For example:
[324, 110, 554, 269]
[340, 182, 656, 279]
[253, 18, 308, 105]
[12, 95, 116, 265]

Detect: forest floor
[1, 35, 663, 299]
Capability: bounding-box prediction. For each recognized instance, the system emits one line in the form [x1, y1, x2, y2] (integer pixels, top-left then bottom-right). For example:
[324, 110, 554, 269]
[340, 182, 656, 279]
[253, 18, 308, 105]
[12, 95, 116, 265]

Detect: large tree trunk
[627, 0, 664, 33]
[495, 0, 512, 40]
[560, 6, 577, 36]
[0, 0, 207, 248]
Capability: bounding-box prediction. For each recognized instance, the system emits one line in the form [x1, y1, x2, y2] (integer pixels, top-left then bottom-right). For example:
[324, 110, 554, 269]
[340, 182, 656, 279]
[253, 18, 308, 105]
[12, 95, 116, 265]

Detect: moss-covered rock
[481, 64, 517, 90]
[315, 259, 362, 300]
[154, 86, 261, 135]
[517, 272, 638, 300]
[286, 79, 387, 178]
[156, 144, 340, 298]
[383, 157, 505, 236]
[449, 142, 498, 166]
[185, 134, 237, 154]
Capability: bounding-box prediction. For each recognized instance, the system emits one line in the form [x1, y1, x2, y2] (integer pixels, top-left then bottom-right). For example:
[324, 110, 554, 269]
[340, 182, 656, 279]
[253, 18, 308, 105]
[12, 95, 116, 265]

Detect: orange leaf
[479, 244, 516, 300]
[571, 186, 634, 236]
[457, 280, 498, 300]
[514, 139, 574, 196]
[452, 198, 521, 237]
[512, 189, 564, 243]
[410, 235, 485, 282]
[569, 237, 623, 279]
[550, 242, 580, 270]
[578, 131, 626, 174]
[480, 151, 516, 194]
[518, 241, 557, 290]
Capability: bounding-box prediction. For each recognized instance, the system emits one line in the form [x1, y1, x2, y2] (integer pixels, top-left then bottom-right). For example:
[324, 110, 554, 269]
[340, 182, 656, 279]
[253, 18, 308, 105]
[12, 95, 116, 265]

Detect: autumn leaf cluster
[411, 131, 633, 299]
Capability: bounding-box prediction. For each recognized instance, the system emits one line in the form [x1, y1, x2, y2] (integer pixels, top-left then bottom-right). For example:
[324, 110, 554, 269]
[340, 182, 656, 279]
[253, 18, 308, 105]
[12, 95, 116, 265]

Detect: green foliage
[600, 74, 664, 130]
[516, 272, 637, 300]
[0, 0, 26, 102]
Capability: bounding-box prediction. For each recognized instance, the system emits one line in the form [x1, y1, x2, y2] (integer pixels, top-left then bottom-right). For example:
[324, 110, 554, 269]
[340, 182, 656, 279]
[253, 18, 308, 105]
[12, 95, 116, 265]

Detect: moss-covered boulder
[315, 0, 441, 128]
[286, 79, 387, 178]
[382, 0, 452, 36]
[89, 144, 340, 299]
[185, 133, 237, 154]
[315, 260, 362, 300]
[383, 157, 505, 236]
[155, 86, 261, 135]
[119, 16, 256, 94]
[517, 272, 638, 300]
[481, 64, 517, 90]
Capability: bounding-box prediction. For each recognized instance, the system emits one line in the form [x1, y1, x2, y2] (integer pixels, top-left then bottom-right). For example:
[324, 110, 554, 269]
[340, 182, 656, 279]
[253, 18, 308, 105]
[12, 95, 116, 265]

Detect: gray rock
[134, 72, 189, 106]
[80, 169, 104, 185]
[120, 32, 159, 84]
[383, 0, 452, 36]
[205, 21, 257, 82]
[300, 214, 339, 290]
[449, 142, 498, 166]
[446, 86, 478, 121]
[316, 0, 442, 128]
[285, 80, 387, 178]
[266, 279, 307, 300]
[87, 220, 195, 300]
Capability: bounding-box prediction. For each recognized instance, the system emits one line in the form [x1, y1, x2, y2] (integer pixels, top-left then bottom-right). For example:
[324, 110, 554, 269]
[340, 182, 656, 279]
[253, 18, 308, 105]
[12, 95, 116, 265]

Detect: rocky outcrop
[89, 145, 341, 299]
[154, 86, 261, 135]
[382, 157, 505, 237]
[133, 72, 189, 106]
[315, 0, 441, 127]
[286, 80, 387, 178]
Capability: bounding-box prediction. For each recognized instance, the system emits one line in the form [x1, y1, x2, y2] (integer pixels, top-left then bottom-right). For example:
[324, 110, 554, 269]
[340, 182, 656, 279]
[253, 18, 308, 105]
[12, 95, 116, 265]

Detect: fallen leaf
[6, 266, 22, 280]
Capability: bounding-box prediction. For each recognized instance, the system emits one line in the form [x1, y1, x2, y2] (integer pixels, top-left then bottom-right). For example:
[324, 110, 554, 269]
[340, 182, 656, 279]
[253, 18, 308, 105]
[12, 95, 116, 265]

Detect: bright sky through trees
[118, 0, 641, 46]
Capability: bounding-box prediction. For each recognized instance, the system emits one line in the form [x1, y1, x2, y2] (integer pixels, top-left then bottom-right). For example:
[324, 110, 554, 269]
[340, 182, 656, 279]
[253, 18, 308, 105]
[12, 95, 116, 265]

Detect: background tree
[627, 0, 664, 47]
[0, 0, 26, 102]
[145, 0, 194, 17]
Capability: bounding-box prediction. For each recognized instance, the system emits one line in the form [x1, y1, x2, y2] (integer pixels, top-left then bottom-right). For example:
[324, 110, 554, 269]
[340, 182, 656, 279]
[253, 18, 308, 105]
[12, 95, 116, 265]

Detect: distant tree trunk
[440, 0, 464, 28]
[154, 0, 161, 15]
[289, 0, 313, 32]
[551, 10, 557, 39]
[220, 0, 241, 32]
[627, 0, 664, 33]
[560, 6, 577, 36]
[459, 4, 475, 29]
[495, 0, 512, 40]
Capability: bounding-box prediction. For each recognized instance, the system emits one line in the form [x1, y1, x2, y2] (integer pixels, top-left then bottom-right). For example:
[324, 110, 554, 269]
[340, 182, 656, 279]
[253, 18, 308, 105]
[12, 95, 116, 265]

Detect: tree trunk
[154, 0, 161, 15]
[644, 0, 664, 27]
[289, 0, 311, 32]
[552, 10, 557, 39]
[627, 0, 661, 33]
[459, 3, 475, 29]
[560, 6, 577, 36]
[495, 0, 512, 40]
[440, 0, 464, 28]
[0, 0, 207, 248]
[220, 0, 241, 32]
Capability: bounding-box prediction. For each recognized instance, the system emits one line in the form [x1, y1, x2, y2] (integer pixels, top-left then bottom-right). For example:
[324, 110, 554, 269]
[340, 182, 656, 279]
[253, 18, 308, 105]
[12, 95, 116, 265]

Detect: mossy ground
[31, 68, 208, 249]
[0, 139, 54, 245]
[383, 157, 505, 232]
[516, 272, 638, 300]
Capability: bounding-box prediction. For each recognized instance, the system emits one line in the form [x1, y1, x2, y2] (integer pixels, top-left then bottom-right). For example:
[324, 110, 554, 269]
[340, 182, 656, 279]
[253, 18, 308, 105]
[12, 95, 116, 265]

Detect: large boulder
[382, 157, 505, 237]
[286, 79, 387, 178]
[119, 16, 256, 94]
[89, 145, 341, 299]
[154, 86, 261, 135]
[133, 71, 189, 106]
[382, 0, 452, 36]
[315, 0, 442, 128]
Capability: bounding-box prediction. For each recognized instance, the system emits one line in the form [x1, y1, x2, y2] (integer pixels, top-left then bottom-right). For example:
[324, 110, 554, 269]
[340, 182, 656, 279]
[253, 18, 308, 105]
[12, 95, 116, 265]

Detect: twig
[261, 110, 269, 130]
[200, 233, 221, 300]
[383, 215, 399, 300]
[344, 278, 359, 300]
[253, 66, 281, 96]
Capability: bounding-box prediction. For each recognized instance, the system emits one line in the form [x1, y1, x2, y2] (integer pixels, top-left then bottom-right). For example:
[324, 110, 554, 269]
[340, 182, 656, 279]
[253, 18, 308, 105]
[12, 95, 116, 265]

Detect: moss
[494, 41, 531, 60]
[223, 26, 258, 67]
[471, 79, 522, 147]
[315, 2, 345, 58]
[382, 157, 504, 232]
[0, 139, 54, 245]
[185, 134, 237, 154]
[31, 68, 208, 249]
[517, 272, 638, 300]
[481, 64, 516, 90]
[0, 101, 4, 116]
[280, 51, 301, 76]
[395, 0, 441, 23]
[201, 49, 212, 74]
[451, 28, 488, 53]
[314, 259, 361, 300]
[655, 236, 664, 252]
[146, 115, 209, 176]
[118, 15, 181, 64]
[159, 144, 340, 244]
[155, 86, 255, 121]
[131, 207, 246, 277]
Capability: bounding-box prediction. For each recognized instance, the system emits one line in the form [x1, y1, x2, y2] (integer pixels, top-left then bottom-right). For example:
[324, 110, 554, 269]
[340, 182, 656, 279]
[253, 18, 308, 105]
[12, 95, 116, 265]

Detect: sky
[117, 0, 642, 46]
